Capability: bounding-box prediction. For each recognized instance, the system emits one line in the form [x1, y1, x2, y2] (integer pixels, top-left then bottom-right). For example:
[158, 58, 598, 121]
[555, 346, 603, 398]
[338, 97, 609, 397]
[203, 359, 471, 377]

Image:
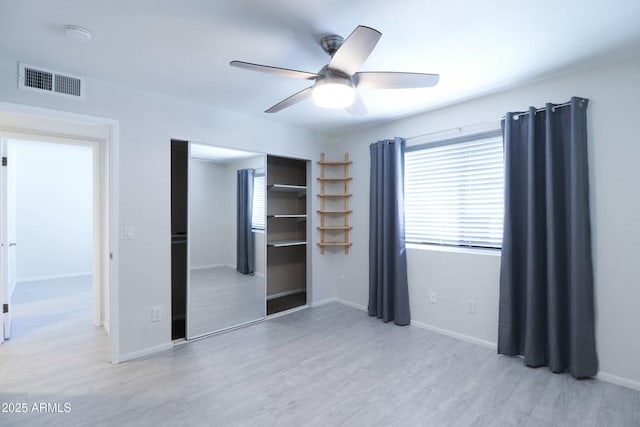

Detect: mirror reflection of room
[188, 144, 265, 338]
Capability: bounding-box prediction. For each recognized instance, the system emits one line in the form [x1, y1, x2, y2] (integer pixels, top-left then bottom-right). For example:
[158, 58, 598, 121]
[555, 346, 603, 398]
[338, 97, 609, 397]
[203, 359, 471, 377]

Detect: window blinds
[251, 174, 265, 230]
[404, 132, 504, 249]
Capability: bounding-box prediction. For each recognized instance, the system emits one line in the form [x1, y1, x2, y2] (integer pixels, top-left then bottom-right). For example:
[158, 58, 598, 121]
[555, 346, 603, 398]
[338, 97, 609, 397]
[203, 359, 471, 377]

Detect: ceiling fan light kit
[230, 25, 439, 115]
[311, 75, 356, 109]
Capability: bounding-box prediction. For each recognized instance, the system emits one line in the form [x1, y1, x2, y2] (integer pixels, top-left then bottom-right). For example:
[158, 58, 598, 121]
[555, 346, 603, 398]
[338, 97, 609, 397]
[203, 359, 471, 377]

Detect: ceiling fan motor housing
[320, 35, 344, 56]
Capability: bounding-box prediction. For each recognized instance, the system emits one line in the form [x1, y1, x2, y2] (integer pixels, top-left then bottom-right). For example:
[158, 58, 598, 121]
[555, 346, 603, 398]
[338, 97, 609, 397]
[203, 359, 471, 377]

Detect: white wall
[11, 140, 93, 282]
[0, 55, 335, 359]
[324, 56, 640, 387]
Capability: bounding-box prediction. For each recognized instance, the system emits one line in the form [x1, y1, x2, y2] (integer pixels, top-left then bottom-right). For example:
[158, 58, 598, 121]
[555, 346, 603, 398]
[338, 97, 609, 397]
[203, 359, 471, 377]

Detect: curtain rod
[405, 119, 500, 141]
[506, 101, 572, 120]
[405, 101, 574, 141]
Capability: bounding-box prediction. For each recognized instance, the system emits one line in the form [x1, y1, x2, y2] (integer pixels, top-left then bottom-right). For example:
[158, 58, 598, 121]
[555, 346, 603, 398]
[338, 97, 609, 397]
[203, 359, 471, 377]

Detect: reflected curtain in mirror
[237, 168, 255, 274]
[498, 97, 597, 378]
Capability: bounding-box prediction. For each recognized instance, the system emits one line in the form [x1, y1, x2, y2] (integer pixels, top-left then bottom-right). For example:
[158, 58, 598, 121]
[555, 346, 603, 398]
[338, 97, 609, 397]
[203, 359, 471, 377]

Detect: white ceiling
[1, 0, 640, 132]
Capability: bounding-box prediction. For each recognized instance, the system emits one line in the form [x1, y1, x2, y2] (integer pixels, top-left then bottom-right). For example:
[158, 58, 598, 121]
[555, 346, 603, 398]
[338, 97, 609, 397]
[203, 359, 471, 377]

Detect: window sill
[406, 243, 501, 257]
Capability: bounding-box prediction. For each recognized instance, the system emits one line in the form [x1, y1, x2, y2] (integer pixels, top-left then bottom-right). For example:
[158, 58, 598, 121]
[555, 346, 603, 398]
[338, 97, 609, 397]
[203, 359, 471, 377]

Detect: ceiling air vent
[18, 63, 85, 99]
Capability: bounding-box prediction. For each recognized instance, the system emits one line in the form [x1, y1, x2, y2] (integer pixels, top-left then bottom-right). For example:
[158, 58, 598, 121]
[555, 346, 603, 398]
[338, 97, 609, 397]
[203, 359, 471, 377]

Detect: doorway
[0, 135, 106, 348]
[0, 104, 117, 363]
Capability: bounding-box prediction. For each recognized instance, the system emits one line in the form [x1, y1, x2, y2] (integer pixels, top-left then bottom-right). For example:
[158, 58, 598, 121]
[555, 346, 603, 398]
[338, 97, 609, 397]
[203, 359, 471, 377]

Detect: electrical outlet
[152, 306, 162, 322]
[467, 300, 476, 314]
[339, 274, 345, 281]
[429, 291, 437, 304]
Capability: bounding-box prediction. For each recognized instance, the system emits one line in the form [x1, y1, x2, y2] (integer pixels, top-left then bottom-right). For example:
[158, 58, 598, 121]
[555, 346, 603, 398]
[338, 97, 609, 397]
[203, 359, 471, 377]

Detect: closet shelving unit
[266, 155, 308, 314]
[317, 153, 353, 254]
[266, 183, 307, 247]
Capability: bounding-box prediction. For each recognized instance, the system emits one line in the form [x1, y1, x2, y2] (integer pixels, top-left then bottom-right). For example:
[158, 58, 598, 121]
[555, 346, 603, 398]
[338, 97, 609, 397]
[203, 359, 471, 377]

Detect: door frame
[0, 102, 120, 363]
[1, 135, 102, 325]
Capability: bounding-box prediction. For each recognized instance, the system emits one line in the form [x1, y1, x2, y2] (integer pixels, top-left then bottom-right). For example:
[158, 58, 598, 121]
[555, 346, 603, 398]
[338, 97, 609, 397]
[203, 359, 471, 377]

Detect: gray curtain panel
[368, 138, 411, 326]
[236, 168, 255, 275]
[498, 97, 597, 378]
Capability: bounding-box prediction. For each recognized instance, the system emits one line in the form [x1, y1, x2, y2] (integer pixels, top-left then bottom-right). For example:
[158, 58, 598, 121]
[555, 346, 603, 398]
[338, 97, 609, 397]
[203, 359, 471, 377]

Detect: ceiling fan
[230, 25, 439, 115]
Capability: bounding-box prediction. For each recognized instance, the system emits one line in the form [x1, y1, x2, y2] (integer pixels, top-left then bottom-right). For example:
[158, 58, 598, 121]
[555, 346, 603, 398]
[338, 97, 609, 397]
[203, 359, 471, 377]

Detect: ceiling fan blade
[265, 86, 314, 113]
[230, 61, 318, 80]
[328, 25, 381, 76]
[345, 92, 368, 116]
[354, 72, 440, 89]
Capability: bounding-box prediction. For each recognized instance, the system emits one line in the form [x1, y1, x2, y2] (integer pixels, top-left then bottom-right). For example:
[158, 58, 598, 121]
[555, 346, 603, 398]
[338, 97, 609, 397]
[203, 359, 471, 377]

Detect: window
[404, 131, 504, 249]
[251, 174, 265, 230]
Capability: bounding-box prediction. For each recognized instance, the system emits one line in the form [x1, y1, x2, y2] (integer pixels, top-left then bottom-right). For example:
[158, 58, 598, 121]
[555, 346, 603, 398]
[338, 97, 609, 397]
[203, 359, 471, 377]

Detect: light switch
[152, 306, 162, 322]
[124, 226, 135, 240]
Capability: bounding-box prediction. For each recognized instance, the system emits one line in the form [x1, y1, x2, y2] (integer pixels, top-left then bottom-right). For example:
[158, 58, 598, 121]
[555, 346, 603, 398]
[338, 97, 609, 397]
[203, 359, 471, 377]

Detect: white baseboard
[119, 342, 173, 363]
[267, 288, 305, 300]
[597, 372, 640, 391]
[334, 298, 367, 312]
[410, 320, 497, 350]
[311, 297, 337, 307]
[17, 271, 92, 284]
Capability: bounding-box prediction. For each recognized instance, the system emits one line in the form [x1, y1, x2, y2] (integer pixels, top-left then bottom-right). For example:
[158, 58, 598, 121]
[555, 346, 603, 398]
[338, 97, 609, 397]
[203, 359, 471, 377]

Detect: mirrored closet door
[187, 144, 266, 339]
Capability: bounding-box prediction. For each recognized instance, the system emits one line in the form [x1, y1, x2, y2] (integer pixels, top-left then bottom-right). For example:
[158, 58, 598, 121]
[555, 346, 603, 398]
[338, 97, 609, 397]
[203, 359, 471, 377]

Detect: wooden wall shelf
[317, 242, 353, 247]
[317, 177, 353, 182]
[317, 210, 353, 214]
[318, 160, 353, 166]
[317, 152, 352, 254]
[317, 226, 353, 230]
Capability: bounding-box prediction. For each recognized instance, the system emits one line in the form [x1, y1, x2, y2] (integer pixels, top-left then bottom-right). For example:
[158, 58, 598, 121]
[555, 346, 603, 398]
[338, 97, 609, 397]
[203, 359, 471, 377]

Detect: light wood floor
[1, 283, 639, 426]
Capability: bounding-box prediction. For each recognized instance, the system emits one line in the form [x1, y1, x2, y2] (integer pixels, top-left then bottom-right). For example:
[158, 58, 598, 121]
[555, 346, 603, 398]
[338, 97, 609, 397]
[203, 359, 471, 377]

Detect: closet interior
[266, 155, 309, 315]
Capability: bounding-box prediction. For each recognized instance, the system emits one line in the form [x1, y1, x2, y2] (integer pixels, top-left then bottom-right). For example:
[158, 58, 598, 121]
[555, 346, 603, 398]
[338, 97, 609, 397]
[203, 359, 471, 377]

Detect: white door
[1, 139, 16, 341]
